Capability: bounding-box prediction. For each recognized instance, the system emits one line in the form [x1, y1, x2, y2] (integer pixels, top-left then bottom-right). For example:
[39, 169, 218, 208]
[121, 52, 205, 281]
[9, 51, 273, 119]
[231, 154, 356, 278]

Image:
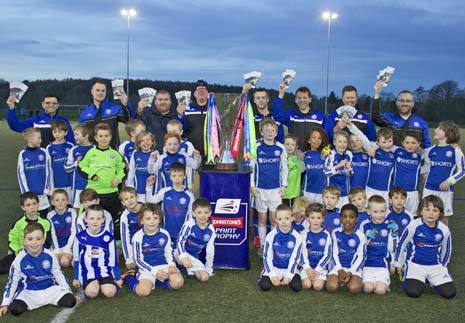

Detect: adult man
[79, 80, 134, 148]
[177, 80, 209, 156]
[242, 83, 284, 143]
[139, 90, 177, 153]
[6, 94, 74, 147]
[273, 82, 326, 151]
[371, 80, 431, 147]
[325, 85, 377, 142]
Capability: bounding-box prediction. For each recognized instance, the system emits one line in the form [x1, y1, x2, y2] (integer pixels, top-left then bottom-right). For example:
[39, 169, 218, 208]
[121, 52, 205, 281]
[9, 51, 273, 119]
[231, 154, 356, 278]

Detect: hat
[193, 79, 209, 92]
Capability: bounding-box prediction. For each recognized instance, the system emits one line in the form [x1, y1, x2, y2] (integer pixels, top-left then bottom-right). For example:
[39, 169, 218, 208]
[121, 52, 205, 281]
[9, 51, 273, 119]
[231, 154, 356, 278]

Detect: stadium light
[322, 11, 338, 115]
[121, 8, 137, 98]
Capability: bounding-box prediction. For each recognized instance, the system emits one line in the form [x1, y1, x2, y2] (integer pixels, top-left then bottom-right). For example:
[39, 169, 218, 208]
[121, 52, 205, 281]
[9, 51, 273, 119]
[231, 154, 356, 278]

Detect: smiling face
[349, 135, 363, 153]
[284, 137, 297, 155]
[194, 86, 208, 106]
[295, 91, 312, 112]
[193, 206, 211, 227]
[253, 90, 269, 111]
[275, 209, 293, 233]
[41, 96, 59, 116]
[333, 134, 348, 153]
[94, 129, 112, 149]
[396, 92, 414, 116]
[340, 209, 357, 233]
[402, 135, 420, 153]
[85, 209, 105, 234]
[24, 229, 45, 256]
[155, 92, 172, 115]
[139, 134, 154, 152]
[165, 136, 180, 154]
[368, 202, 387, 224]
[377, 136, 394, 152]
[141, 211, 161, 235]
[308, 130, 322, 151]
[342, 90, 358, 107]
[91, 82, 107, 104]
[120, 192, 138, 210]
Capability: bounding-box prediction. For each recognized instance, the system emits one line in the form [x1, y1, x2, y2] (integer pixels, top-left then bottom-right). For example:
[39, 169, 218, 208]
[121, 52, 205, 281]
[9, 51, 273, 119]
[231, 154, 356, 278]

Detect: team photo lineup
[0, 74, 462, 317]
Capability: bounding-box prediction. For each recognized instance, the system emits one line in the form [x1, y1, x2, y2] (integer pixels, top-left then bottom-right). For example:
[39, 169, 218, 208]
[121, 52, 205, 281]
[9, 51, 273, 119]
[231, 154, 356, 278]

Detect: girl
[47, 189, 76, 267]
[126, 131, 157, 203]
[302, 128, 329, 203]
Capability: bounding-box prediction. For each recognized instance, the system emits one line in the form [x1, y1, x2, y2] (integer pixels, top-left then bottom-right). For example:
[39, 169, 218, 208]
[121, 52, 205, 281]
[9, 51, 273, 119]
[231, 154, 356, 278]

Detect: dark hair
[74, 124, 92, 138]
[305, 203, 327, 219]
[342, 85, 357, 96]
[296, 86, 312, 97]
[20, 192, 39, 205]
[24, 222, 45, 236]
[80, 188, 99, 203]
[51, 188, 69, 201]
[307, 128, 329, 152]
[138, 203, 163, 225]
[94, 123, 112, 136]
[397, 90, 414, 98]
[170, 161, 186, 174]
[340, 204, 358, 217]
[124, 119, 145, 136]
[51, 120, 68, 132]
[42, 93, 59, 102]
[368, 195, 387, 209]
[253, 88, 269, 98]
[193, 198, 211, 211]
[85, 204, 104, 217]
[119, 186, 137, 198]
[402, 130, 422, 144]
[92, 79, 107, 88]
[417, 195, 444, 220]
[389, 186, 407, 198]
[438, 121, 460, 144]
[276, 204, 292, 214]
[376, 127, 394, 141]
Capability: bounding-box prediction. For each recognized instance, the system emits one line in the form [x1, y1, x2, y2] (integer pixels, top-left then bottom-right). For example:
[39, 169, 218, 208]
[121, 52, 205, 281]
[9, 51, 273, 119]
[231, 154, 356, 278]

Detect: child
[146, 162, 195, 242]
[300, 203, 332, 291]
[291, 197, 310, 233]
[387, 186, 413, 238]
[166, 119, 196, 190]
[394, 195, 456, 299]
[282, 134, 301, 207]
[17, 128, 51, 216]
[348, 188, 369, 229]
[126, 131, 157, 202]
[326, 204, 366, 294]
[73, 205, 122, 298]
[148, 133, 201, 193]
[349, 134, 369, 190]
[122, 203, 184, 296]
[0, 192, 51, 274]
[118, 119, 146, 166]
[302, 128, 329, 203]
[47, 120, 74, 197]
[119, 187, 142, 270]
[0, 223, 76, 317]
[65, 124, 93, 210]
[422, 121, 465, 225]
[258, 204, 303, 292]
[322, 186, 341, 233]
[76, 188, 114, 234]
[250, 118, 288, 255]
[47, 189, 76, 268]
[360, 195, 396, 295]
[78, 123, 125, 233]
[175, 198, 216, 282]
[324, 131, 353, 207]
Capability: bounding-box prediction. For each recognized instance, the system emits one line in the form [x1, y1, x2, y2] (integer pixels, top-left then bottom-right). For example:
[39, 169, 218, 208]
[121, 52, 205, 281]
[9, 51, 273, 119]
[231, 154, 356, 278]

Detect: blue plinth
[199, 165, 251, 270]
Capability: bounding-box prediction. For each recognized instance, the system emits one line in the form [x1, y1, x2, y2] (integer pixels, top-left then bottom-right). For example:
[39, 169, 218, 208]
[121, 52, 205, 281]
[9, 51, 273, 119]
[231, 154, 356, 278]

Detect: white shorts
[176, 253, 208, 275]
[15, 285, 70, 310]
[405, 191, 419, 215]
[405, 261, 453, 286]
[365, 187, 389, 204]
[38, 194, 50, 211]
[328, 266, 362, 278]
[255, 188, 282, 213]
[362, 267, 390, 286]
[137, 264, 177, 284]
[303, 192, 323, 204]
[299, 268, 327, 281]
[423, 188, 454, 216]
[72, 189, 83, 208]
[336, 196, 350, 209]
[263, 268, 289, 280]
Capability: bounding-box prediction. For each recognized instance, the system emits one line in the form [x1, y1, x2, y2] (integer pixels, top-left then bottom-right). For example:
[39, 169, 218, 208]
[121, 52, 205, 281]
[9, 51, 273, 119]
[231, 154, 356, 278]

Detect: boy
[119, 187, 142, 270]
[73, 205, 122, 298]
[17, 128, 51, 216]
[76, 188, 114, 234]
[47, 120, 74, 197]
[387, 187, 413, 238]
[422, 121, 465, 225]
[0, 223, 76, 316]
[175, 198, 216, 282]
[250, 118, 288, 255]
[349, 134, 369, 190]
[326, 204, 366, 294]
[0, 192, 51, 274]
[291, 197, 310, 233]
[258, 204, 303, 292]
[122, 203, 184, 296]
[282, 134, 301, 208]
[394, 195, 455, 299]
[146, 162, 194, 242]
[118, 119, 146, 166]
[360, 195, 396, 295]
[65, 124, 94, 210]
[322, 186, 341, 233]
[348, 188, 369, 229]
[78, 123, 125, 235]
[300, 203, 332, 291]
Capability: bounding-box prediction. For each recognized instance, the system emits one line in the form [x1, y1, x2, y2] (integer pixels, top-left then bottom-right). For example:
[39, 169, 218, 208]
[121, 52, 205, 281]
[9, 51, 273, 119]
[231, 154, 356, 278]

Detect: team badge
[105, 109, 112, 115]
[42, 260, 51, 270]
[103, 235, 110, 242]
[348, 239, 356, 247]
[109, 154, 115, 159]
[446, 151, 453, 157]
[292, 157, 298, 162]
[65, 148, 70, 153]
[434, 233, 442, 241]
[380, 229, 388, 237]
[203, 234, 211, 241]
[274, 150, 281, 156]
[66, 216, 72, 223]
[402, 219, 409, 225]
[180, 197, 187, 205]
[357, 114, 363, 119]
[397, 157, 401, 162]
[372, 158, 377, 163]
[412, 153, 418, 158]
[287, 241, 295, 249]
[389, 153, 394, 158]
[38, 154, 44, 161]
[159, 238, 166, 246]
[319, 238, 326, 246]
[414, 122, 419, 127]
[333, 218, 340, 225]
[178, 158, 184, 163]
[362, 155, 368, 160]
[311, 114, 317, 120]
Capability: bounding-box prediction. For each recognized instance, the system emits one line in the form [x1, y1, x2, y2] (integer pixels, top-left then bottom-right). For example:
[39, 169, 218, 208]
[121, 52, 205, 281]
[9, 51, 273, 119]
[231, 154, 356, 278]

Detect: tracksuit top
[17, 146, 50, 195]
[47, 141, 74, 189]
[65, 144, 94, 191]
[120, 208, 142, 265]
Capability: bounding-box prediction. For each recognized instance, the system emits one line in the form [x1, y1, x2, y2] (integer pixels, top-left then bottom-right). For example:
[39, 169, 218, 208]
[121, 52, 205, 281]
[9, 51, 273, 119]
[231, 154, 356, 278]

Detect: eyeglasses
[396, 99, 414, 104]
[43, 102, 58, 105]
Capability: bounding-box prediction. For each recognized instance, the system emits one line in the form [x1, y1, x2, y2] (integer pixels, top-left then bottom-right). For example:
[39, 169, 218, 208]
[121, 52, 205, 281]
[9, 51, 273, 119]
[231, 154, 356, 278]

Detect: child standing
[300, 203, 332, 291]
[47, 120, 74, 197]
[175, 198, 216, 282]
[422, 121, 465, 225]
[349, 134, 369, 190]
[322, 186, 341, 233]
[250, 118, 288, 256]
[73, 205, 122, 298]
[258, 204, 303, 292]
[394, 195, 456, 299]
[324, 131, 353, 206]
[282, 134, 301, 208]
[0, 192, 51, 274]
[122, 203, 184, 296]
[126, 131, 157, 202]
[326, 204, 366, 294]
[65, 124, 93, 210]
[17, 128, 51, 216]
[0, 223, 76, 317]
[119, 187, 142, 270]
[47, 189, 76, 268]
[348, 188, 369, 229]
[302, 128, 329, 203]
[118, 119, 146, 166]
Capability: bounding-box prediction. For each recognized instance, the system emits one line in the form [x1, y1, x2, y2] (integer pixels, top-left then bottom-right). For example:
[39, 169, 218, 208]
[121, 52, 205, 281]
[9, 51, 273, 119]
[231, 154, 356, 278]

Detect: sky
[1, 0, 464, 97]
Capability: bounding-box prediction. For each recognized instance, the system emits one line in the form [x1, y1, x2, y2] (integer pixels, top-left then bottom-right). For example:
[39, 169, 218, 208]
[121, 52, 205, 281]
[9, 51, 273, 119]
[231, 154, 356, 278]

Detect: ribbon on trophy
[243, 95, 257, 161]
[231, 94, 246, 159]
[204, 93, 222, 164]
[230, 93, 256, 161]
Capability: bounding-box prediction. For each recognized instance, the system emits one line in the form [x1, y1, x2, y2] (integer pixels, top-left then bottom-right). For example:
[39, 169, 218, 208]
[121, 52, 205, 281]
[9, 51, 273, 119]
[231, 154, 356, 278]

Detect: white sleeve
[163, 233, 175, 267]
[176, 222, 192, 259]
[280, 149, 288, 187]
[349, 232, 366, 274]
[205, 226, 216, 275]
[347, 123, 377, 151]
[145, 187, 166, 204]
[47, 211, 61, 253]
[17, 151, 29, 193]
[49, 250, 72, 292]
[300, 231, 310, 270]
[420, 147, 431, 175]
[315, 232, 333, 273]
[120, 212, 134, 264]
[439, 225, 452, 266]
[64, 147, 76, 173]
[1, 256, 22, 306]
[323, 152, 337, 176]
[62, 209, 77, 255]
[344, 151, 354, 176]
[263, 230, 280, 278]
[448, 147, 465, 185]
[250, 157, 257, 187]
[284, 233, 303, 279]
[147, 152, 160, 174]
[331, 231, 342, 271]
[45, 149, 52, 195]
[184, 152, 201, 170]
[394, 222, 416, 266]
[132, 234, 154, 272]
[126, 154, 136, 188]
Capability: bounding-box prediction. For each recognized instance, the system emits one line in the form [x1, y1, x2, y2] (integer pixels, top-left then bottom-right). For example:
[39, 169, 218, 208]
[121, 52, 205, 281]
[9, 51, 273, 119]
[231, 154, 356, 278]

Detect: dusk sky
[1, 0, 464, 97]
